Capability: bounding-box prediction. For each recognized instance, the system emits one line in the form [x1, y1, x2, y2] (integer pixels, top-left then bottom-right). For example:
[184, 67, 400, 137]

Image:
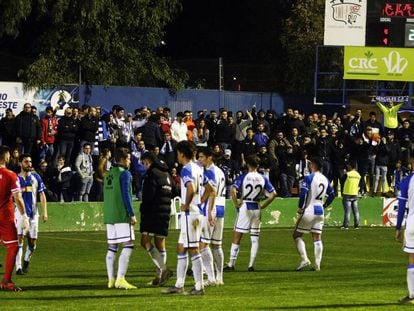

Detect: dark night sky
[161, 0, 287, 90]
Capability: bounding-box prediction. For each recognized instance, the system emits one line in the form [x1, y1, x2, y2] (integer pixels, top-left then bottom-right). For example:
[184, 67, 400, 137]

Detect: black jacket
[57, 116, 78, 141]
[78, 116, 99, 142]
[15, 111, 41, 140]
[140, 160, 174, 236]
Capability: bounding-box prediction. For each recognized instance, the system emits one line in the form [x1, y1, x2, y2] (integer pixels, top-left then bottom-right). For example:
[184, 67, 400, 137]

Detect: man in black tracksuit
[140, 152, 174, 286]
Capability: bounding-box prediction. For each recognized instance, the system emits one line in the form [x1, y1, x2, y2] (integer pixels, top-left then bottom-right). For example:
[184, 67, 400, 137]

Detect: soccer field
[0, 227, 408, 310]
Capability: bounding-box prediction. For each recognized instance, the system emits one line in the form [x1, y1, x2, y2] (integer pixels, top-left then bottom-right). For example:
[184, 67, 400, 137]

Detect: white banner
[0, 82, 35, 119]
[383, 197, 407, 227]
[324, 0, 367, 46]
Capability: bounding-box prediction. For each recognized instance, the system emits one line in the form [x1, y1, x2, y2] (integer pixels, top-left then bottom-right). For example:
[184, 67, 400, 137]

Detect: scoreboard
[366, 0, 414, 47]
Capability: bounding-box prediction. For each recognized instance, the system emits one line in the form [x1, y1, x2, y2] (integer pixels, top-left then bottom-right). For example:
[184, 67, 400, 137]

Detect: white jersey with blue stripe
[180, 161, 203, 214]
[233, 171, 275, 203]
[18, 172, 46, 218]
[299, 172, 333, 210]
[203, 164, 226, 217]
[397, 173, 414, 229]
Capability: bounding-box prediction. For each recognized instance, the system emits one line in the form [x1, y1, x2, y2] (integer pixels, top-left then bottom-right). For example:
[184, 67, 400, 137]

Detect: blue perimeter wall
[80, 85, 285, 116]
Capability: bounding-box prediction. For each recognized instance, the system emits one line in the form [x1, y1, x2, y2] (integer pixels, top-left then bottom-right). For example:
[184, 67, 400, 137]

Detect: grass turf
[0, 227, 409, 310]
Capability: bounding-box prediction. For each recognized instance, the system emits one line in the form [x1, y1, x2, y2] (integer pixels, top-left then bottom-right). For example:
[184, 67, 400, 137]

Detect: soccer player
[0, 146, 29, 291]
[396, 156, 414, 304]
[140, 152, 174, 286]
[224, 154, 276, 272]
[293, 157, 335, 271]
[162, 140, 204, 295]
[198, 147, 226, 285]
[104, 147, 137, 290]
[15, 154, 48, 275]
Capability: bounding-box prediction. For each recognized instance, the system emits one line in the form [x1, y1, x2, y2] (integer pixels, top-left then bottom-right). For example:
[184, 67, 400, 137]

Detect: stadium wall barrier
[39, 197, 384, 232]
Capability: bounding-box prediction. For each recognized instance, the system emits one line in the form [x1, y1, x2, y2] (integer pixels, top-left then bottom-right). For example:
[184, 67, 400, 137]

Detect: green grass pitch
[0, 227, 409, 310]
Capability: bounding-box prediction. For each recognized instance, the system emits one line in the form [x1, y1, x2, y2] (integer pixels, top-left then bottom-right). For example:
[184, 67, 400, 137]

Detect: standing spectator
[257, 145, 272, 179]
[104, 147, 137, 290]
[14, 103, 42, 156]
[7, 147, 20, 173]
[253, 122, 269, 148]
[130, 133, 147, 200]
[170, 112, 188, 142]
[159, 132, 177, 169]
[138, 114, 162, 151]
[240, 128, 258, 169]
[0, 108, 16, 149]
[376, 100, 403, 133]
[170, 167, 181, 197]
[340, 161, 362, 229]
[287, 127, 303, 161]
[0, 145, 29, 291]
[365, 111, 384, 137]
[37, 160, 58, 202]
[279, 146, 297, 198]
[233, 110, 253, 163]
[56, 107, 78, 166]
[75, 143, 94, 202]
[184, 111, 196, 141]
[398, 119, 414, 167]
[40, 106, 58, 163]
[252, 110, 271, 135]
[193, 119, 210, 147]
[140, 152, 174, 286]
[373, 137, 390, 196]
[214, 110, 234, 151]
[314, 128, 333, 179]
[78, 106, 99, 148]
[393, 160, 409, 196]
[217, 149, 239, 199]
[330, 138, 348, 195]
[386, 131, 401, 192]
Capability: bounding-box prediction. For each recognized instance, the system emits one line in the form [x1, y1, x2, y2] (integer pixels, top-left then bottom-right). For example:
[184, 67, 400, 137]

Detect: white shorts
[295, 206, 324, 234]
[178, 212, 202, 248]
[404, 218, 414, 253]
[106, 223, 135, 244]
[234, 203, 261, 235]
[200, 216, 224, 245]
[15, 213, 39, 239]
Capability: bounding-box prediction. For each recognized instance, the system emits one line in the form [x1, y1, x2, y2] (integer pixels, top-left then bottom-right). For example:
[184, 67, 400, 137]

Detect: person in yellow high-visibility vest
[376, 101, 403, 133]
[340, 161, 362, 229]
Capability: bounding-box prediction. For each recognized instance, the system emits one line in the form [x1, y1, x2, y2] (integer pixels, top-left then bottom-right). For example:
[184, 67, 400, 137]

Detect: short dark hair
[176, 141, 195, 160]
[310, 157, 323, 170]
[141, 151, 157, 163]
[0, 145, 10, 161]
[245, 154, 260, 168]
[198, 146, 213, 158]
[114, 147, 130, 163]
[19, 153, 32, 162]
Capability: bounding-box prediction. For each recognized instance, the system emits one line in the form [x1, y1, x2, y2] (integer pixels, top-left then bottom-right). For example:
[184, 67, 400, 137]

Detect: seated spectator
[7, 147, 20, 173]
[193, 119, 209, 147]
[217, 149, 240, 199]
[93, 148, 112, 202]
[54, 155, 73, 202]
[159, 132, 177, 169]
[37, 160, 59, 202]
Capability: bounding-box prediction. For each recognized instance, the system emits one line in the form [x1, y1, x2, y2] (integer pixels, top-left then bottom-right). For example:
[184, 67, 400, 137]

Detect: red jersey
[0, 167, 21, 222]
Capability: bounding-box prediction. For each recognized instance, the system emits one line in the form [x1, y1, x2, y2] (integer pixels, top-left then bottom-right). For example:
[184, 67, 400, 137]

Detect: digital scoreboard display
[366, 0, 414, 47]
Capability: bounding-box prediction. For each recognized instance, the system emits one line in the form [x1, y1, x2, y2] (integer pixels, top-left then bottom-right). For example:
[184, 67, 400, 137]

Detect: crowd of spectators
[0, 102, 411, 202]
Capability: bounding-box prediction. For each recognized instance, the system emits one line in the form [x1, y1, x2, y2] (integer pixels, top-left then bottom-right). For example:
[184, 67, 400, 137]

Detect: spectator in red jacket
[40, 107, 58, 163]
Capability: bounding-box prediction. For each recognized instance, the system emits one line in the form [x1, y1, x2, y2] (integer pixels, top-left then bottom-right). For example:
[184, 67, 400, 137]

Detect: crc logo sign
[349, 50, 408, 74]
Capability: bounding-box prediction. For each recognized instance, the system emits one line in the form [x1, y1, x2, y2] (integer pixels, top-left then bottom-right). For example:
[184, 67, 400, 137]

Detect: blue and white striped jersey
[181, 161, 203, 213]
[233, 171, 275, 203]
[397, 173, 414, 230]
[18, 172, 46, 218]
[299, 172, 335, 210]
[203, 164, 226, 218]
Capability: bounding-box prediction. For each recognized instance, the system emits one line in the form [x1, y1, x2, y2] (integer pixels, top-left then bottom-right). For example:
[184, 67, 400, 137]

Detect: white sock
[175, 253, 188, 288]
[408, 265, 414, 298]
[249, 235, 259, 268]
[24, 244, 36, 262]
[201, 247, 215, 282]
[106, 246, 117, 280]
[147, 245, 165, 271]
[295, 237, 309, 262]
[117, 245, 133, 279]
[229, 243, 240, 267]
[15, 243, 23, 270]
[191, 253, 203, 290]
[314, 240, 323, 267]
[212, 246, 224, 281]
[159, 249, 167, 267]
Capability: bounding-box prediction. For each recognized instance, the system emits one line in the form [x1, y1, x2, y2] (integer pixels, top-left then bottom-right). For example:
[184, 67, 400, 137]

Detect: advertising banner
[0, 82, 78, 118]
[324, 0, 367, 46]
[383, 197, 406, 227]
[344, 47, 414, 81]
